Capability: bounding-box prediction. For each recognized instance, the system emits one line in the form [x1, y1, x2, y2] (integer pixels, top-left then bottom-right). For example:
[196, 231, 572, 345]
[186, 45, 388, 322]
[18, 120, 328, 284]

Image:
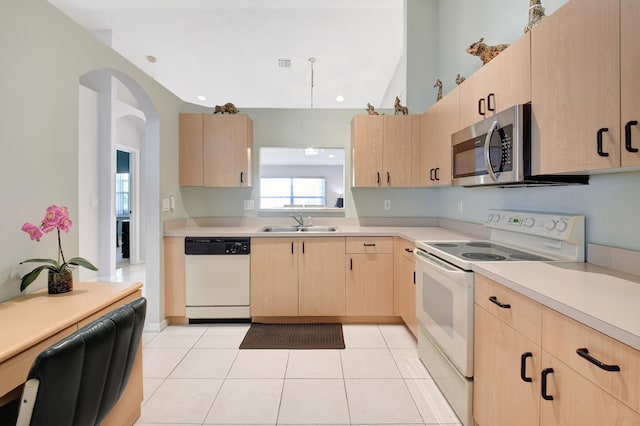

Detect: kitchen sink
[260, 226, 337, 233]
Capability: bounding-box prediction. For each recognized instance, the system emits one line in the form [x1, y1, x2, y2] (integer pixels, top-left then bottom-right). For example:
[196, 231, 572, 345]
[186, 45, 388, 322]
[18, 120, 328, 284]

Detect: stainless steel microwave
[451, 104, 588, 187]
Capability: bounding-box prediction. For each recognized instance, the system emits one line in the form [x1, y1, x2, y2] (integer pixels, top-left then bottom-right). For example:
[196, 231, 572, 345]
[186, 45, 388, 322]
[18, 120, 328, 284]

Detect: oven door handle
[483, 120, 500, 183]
[415, 250, 466, 274]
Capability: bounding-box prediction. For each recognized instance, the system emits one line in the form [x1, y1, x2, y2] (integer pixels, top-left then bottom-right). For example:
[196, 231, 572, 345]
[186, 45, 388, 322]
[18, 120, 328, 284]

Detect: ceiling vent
[278, 59, 292, 68]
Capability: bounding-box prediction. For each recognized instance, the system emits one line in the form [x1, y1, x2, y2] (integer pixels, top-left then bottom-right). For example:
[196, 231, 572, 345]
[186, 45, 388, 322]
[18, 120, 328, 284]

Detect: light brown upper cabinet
[420, 87, 460, 186]
[351, 115, 416, 187]
[531, 0, 622, 174]
[459, 32, 531, 130]
[621, 0, 640, 167]
[179, 113, 253, 187]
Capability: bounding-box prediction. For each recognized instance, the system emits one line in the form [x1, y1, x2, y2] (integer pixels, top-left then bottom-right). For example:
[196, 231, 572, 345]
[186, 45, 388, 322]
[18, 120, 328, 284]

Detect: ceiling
[49, 0, 406, 109]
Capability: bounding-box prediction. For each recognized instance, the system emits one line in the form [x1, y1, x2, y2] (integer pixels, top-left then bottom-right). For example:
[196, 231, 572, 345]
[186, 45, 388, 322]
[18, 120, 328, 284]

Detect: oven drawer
[346, 236, 393, 254]
[542, 306, 640, 414]
[475, 274, 542, 344]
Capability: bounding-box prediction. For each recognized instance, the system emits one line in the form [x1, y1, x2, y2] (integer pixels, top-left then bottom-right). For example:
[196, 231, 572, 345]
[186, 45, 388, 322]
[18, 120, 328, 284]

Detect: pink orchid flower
[41, 204, 65, 233]
[21, 223, 43, 241]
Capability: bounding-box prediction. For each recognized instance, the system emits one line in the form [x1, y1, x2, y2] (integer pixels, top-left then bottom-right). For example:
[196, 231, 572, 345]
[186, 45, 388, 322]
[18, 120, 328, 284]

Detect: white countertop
[164, 224, 475, 244]
[473, 262, 640, 351]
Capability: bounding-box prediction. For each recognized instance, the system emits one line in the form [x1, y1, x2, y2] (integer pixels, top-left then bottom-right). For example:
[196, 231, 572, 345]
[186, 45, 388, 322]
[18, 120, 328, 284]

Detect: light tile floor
[135, 323, 462, 426]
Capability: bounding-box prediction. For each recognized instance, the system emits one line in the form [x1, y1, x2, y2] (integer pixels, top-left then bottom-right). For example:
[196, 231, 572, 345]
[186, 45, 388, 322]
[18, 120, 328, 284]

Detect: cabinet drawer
[394, 237, 415, 261]
[346, 236, 393, 254]
[475, 274, 542, 344]
[542, 306, 640, 413]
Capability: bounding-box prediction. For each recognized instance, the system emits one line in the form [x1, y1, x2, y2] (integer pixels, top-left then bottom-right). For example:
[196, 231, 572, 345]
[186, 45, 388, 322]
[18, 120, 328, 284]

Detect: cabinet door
[433, 87, 459, 186]
[621, 0, 640, 167]
[474, 306, 540, 426]
[531, 0, 620, 174]
[346, 253, 393, 316]
[164, 236, 186, 317]
[250, 238, 298, 316]
[539, 351, 640, 426]
[203, 114, 251, 187]
[179, 114, 204, 186]
[352, 115, 384, 187]
[393, 238, 416, 337]
[420, 110, 436, 187]
[298, 237, 346, 316]
[383, 115, 412, 187]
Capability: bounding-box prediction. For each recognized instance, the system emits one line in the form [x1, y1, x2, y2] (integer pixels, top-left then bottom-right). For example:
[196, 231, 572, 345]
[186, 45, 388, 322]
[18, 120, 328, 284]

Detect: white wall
[0, 0, 183, 332]
[78, 85, 100, 282]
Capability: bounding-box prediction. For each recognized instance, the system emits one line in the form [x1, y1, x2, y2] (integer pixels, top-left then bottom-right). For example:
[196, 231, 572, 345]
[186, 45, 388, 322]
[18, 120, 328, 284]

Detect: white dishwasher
[184, 237, 250, 321]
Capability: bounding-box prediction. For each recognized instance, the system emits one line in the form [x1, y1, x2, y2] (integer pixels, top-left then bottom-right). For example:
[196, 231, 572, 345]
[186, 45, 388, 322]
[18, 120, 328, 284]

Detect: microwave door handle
[483, 120, 500, 182]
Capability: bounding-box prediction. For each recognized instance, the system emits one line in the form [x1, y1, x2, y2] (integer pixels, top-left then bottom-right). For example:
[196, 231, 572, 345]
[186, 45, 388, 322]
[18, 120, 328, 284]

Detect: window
[115, 173, 130, 216]
[260, 177, 326, 208]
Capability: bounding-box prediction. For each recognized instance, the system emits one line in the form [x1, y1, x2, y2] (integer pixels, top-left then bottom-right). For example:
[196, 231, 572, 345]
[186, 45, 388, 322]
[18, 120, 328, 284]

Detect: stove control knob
[544, 220, 557, 231]
[523, 217, 535, 228]
[555, 220, 568, 233]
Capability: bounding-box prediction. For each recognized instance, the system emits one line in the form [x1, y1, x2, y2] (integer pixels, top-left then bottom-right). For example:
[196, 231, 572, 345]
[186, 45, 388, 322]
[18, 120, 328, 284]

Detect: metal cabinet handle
[350, 258, 353, 270]
[597, 128, 610, 157]
[363, 243, 376, 247]
[434, 167, 440, 181]
[291, 241, 294, 254]
[489, 296, 511, 309]
[478, 98, 486, 116]
[521, 352, 533, 382]
[386, 171, 390, 184]
[625, 120, 639, 153]
[302, 241, 305, 254]
[576, 348, 620, 372]
[240, 171, 245, 183]
[429, 168, 434, 181]
[487, 93, 496, 111]
[377, 172, 381, 184]
[404, 248, 413, 253]
[541, 368, 554, 400]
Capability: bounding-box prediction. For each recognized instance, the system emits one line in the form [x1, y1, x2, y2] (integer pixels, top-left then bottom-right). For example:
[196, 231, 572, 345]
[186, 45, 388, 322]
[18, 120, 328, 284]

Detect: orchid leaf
[20, 258, 60, 268]
[20, 265, 53, 291]
[68, 257, 98, 271]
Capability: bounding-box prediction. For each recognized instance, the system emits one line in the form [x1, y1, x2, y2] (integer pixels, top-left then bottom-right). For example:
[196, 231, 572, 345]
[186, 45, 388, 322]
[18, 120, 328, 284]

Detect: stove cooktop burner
[461, 252, 507, 261]
[465, 242, 494, 248]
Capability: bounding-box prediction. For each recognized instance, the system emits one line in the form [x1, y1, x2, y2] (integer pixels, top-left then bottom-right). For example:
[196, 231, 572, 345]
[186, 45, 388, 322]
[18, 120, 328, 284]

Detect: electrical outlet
[384, 200, 391, 211]
[244, 200, 255, 210]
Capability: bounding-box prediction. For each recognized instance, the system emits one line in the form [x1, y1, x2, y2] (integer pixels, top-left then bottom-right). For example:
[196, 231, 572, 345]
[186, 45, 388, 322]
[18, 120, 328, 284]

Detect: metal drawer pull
[489, 296, 511, 309]
[404, 248, 413, 253]
[541, 368, 554, 400]
[576, 348, 620, 372]
[520, 352, 533, 383]
[363, 243, 376, 247]
[597, 128, 610, 157]
[625, 120, 639, 153]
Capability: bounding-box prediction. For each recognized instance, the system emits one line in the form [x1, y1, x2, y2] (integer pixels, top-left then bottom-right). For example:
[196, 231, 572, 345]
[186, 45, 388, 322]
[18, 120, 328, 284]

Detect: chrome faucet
[291, 214, 305, 227]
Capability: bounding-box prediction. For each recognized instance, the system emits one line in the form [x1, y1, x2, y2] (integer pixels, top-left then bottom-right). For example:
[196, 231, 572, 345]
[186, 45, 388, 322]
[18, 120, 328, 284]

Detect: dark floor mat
[239, 323, 345, 349]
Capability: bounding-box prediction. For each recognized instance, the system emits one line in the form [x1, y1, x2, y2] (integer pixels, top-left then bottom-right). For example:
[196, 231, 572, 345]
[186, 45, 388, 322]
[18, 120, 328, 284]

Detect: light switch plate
[244, 200, 255, 210]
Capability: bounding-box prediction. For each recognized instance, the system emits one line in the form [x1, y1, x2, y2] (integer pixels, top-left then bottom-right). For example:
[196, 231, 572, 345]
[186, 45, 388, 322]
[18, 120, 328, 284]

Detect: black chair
[15, 297, 146, 426]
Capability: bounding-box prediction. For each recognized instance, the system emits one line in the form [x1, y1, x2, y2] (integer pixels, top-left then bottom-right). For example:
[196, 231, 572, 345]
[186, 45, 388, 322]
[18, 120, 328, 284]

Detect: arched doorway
[78, 68, 162, 331]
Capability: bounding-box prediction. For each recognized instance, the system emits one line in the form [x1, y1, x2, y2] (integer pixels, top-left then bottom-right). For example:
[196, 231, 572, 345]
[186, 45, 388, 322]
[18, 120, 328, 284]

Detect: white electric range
[414, 209, 585, 426]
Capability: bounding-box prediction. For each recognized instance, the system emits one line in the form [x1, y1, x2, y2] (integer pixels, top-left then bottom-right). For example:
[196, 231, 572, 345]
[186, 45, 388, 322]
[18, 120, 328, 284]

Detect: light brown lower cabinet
[250, 237, 346, 317]
[345, 237, 394, 316]
[393, 237, 417, 337]
[474, 274, 640, 426]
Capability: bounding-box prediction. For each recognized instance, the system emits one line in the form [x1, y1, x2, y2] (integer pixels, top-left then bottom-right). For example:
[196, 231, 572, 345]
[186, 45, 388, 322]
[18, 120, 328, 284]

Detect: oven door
[415, 249, 474, 377]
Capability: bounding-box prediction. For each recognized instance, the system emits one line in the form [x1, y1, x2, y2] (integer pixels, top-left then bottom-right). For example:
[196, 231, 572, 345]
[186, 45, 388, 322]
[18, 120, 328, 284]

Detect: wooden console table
[0, 281, 144, 425]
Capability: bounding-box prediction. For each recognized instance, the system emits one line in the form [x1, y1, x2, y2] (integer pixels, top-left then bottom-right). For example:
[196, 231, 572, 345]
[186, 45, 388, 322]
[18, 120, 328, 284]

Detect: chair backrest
[16, 297, 146, 426]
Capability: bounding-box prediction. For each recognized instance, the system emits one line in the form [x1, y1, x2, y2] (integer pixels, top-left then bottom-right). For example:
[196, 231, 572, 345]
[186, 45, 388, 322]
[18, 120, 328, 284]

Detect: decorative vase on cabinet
[48, 269, 73, 294]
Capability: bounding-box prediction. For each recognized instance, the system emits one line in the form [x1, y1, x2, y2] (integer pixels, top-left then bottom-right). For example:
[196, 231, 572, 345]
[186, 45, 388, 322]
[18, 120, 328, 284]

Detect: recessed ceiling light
[197, 95, 207, 101]
[146, 55, 157, 63]
[336, 95, 345, 102]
